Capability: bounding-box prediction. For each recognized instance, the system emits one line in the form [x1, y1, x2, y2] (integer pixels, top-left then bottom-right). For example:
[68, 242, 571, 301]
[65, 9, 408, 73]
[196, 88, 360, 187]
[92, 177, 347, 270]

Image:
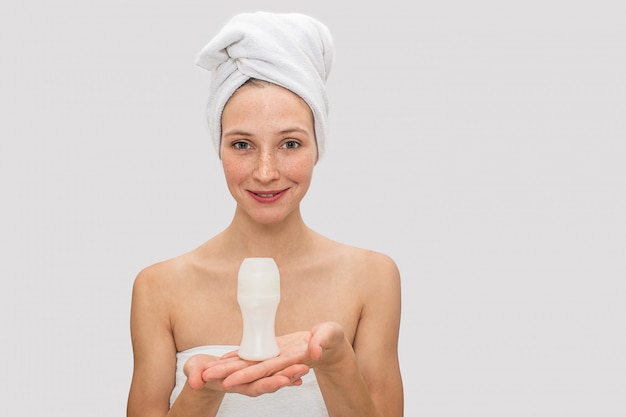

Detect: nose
[252, 150, 280, 183]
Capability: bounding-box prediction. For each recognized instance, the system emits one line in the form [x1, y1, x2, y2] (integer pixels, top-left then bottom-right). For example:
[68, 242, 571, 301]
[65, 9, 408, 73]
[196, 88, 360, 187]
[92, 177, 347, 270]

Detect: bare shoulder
[359, 247, 400, 278]
[131, 251, 199, 309]
[327, 239, 400, 282]
[313, 236, 401, 304]
[353, 246, 400, 300]
[133, 255, 184, 290]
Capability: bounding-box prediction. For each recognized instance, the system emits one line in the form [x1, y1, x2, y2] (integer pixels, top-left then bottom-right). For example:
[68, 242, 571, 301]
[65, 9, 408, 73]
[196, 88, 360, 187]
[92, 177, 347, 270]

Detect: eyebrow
[222, 129, 252, 138]
[278, 127, 310, 136]
[223, 127, 310, 138]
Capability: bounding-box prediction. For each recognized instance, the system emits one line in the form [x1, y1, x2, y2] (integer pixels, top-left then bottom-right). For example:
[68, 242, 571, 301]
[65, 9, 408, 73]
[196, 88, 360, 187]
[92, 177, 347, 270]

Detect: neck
[221, 206, 314, 264]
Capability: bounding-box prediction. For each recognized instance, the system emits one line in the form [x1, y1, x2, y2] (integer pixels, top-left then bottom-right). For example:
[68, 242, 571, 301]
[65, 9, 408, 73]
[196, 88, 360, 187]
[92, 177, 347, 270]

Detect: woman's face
[220, 82, 317, 225]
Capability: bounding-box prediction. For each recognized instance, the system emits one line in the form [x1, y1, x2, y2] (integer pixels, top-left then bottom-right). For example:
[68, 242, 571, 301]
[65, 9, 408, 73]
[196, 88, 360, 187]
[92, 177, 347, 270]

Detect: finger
[220, 360, 274, 387]
[274, 364, 309, 387]
[308, 321, 343, 360]
[187, 364, 209, 390]
[308, 341, 324, 361]
[222, 361, 309, 388]
[275, 364, 310, 381]
[202, 354, 246, 370]
[220, 350, 240, 359]
[225, 374, 294, 395]
[201, 357, 255, 381]
[183, 354, 217, 375]
[184, 354, 220, 389]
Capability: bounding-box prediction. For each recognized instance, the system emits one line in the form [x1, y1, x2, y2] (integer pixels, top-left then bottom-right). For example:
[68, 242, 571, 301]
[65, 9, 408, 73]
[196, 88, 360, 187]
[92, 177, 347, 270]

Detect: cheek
[282, 156, 315, 182]
[222, 159, 247, 185]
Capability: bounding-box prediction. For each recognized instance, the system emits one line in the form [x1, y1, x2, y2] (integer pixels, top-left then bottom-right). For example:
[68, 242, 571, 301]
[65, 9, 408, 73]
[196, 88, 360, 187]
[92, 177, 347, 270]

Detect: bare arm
[315, 254, 403, 417]
[126, 265, 225, 417]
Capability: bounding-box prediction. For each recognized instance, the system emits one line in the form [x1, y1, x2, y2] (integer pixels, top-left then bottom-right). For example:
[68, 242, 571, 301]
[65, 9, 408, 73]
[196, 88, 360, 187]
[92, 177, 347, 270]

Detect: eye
[232, 141, 251, 150]
[281, 140, 300, 150]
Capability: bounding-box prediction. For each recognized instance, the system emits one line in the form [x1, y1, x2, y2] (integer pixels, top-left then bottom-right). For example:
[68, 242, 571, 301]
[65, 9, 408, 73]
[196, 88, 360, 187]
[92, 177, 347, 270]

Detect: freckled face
[220, 82, 317, 225]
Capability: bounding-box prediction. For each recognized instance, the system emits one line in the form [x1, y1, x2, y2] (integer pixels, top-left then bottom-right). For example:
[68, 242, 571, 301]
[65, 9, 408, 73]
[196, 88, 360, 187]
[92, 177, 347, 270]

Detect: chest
[171, 267, 362, 350]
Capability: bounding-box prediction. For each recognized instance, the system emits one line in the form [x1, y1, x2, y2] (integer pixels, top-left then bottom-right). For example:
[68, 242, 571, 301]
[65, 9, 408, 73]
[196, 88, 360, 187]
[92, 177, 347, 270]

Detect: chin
[252, 214, 289, 225]
[247, 206, 298, 226]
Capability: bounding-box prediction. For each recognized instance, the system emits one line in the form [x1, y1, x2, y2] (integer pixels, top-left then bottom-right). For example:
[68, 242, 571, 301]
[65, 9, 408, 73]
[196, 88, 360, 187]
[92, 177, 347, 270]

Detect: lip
[247, 189, 287, 203]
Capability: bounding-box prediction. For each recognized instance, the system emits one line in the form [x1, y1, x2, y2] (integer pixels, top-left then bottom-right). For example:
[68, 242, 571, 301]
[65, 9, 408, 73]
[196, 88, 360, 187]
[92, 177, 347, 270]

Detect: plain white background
[1, 1, 624, 415]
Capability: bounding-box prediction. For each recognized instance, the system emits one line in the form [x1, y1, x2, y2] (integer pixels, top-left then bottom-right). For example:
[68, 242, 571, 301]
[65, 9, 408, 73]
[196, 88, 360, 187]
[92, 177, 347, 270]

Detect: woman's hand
[184, 354, 224, 391]
[184, 351, 309, 396]
[195, 322, 350, 396]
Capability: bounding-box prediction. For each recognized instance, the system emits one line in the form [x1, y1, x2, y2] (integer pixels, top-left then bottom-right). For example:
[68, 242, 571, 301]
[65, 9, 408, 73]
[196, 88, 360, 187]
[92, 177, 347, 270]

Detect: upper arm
[353, 253, 404, 417]
[127, 266, 178, 417]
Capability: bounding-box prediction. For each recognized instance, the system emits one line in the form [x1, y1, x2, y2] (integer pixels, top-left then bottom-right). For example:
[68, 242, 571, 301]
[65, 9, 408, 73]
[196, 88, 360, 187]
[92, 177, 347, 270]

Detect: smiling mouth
[248, 189, 287, 201]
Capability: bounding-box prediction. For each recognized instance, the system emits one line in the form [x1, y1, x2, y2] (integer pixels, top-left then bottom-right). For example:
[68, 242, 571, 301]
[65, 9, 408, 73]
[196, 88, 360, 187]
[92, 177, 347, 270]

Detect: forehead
[228, 81, 305, 106]
[223, 82, 314, 125]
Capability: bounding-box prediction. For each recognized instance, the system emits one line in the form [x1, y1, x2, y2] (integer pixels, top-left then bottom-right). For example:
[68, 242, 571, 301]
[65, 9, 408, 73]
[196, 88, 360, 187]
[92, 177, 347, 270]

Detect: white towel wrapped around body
[195, 11, 334, 158]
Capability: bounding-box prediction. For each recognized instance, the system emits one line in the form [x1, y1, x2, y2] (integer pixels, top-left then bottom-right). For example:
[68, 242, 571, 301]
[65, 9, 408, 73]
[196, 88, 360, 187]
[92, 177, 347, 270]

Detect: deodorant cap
[238, 258, 280, 297]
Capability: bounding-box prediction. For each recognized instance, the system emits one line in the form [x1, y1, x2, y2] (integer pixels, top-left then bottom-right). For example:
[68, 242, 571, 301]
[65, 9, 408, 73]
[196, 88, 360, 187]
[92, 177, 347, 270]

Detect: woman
[127, 11, 403, 417]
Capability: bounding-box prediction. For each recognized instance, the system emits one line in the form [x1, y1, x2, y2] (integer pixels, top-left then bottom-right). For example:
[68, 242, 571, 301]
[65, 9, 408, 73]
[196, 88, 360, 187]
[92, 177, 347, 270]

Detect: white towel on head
[195, 11, 334, 158]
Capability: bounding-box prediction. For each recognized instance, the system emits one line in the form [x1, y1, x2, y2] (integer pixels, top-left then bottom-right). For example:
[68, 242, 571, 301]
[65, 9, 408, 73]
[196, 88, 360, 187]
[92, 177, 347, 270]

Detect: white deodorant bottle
[237, 257, 281, 361]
